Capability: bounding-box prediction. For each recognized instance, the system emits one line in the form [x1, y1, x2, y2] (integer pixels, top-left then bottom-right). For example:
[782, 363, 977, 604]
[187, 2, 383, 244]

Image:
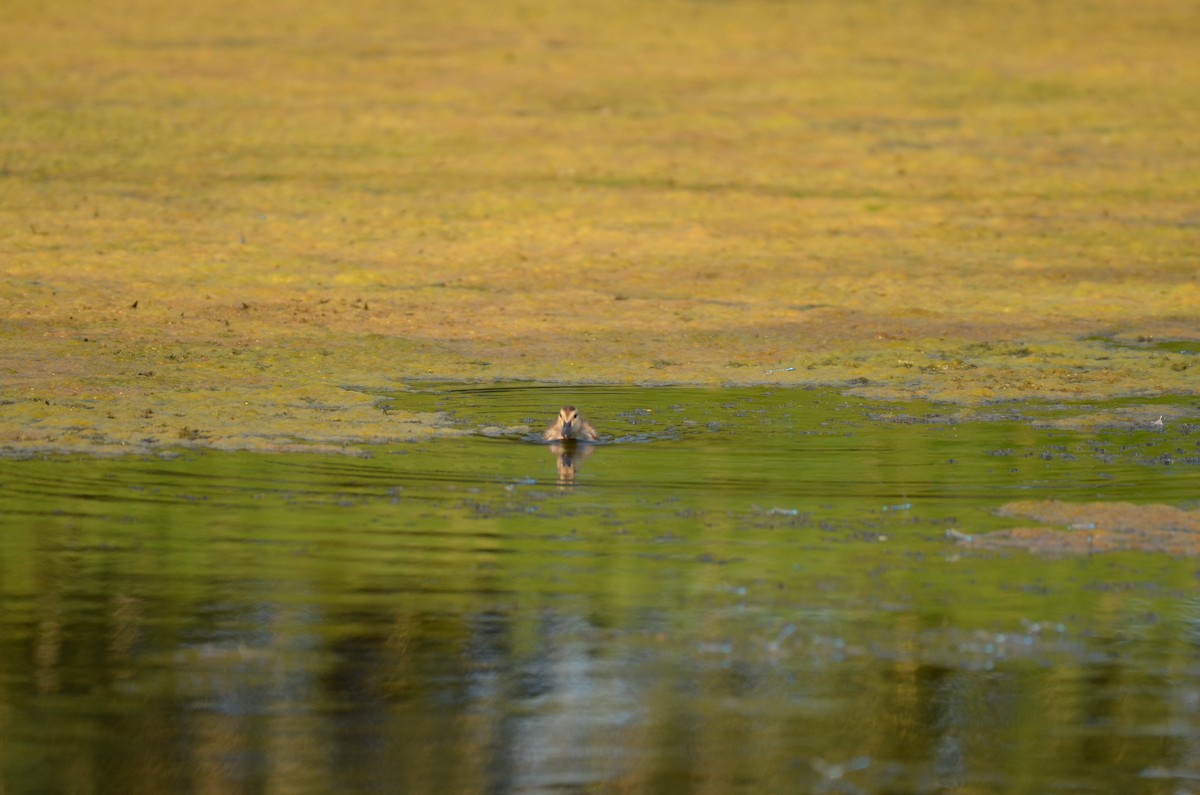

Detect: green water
[2, 385, 1199, 794]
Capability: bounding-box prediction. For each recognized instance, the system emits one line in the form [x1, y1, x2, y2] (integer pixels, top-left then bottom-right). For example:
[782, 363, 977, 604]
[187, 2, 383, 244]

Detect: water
[2, 385, 1199, 794]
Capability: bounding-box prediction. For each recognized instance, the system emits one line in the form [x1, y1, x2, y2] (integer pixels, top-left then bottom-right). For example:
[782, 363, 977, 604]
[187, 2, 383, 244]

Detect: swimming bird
[543, 405, 599, 441]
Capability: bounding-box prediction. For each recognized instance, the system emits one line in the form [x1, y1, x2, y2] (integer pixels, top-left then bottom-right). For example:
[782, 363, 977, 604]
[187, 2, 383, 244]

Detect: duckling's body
[543, 405, 599, 441]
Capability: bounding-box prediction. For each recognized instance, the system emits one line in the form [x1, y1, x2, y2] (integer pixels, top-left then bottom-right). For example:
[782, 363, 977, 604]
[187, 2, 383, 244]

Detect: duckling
[543, 405, 599, 442]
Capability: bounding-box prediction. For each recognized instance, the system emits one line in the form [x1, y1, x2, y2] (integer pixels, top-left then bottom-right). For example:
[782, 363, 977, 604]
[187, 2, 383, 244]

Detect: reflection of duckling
[548, 441, 596, 484]
[543, 406, 599, 442]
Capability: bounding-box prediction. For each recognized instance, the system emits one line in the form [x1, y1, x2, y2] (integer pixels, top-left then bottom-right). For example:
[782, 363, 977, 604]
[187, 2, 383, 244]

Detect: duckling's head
[559, 405, 580, 438]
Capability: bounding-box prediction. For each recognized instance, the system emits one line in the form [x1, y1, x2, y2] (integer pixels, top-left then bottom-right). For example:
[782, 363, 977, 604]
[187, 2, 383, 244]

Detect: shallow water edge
[3, 374, 1196, 459]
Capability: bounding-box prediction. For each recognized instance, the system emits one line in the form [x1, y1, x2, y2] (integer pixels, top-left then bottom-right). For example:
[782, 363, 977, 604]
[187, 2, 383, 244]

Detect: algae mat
[2, 0, 1198, 454]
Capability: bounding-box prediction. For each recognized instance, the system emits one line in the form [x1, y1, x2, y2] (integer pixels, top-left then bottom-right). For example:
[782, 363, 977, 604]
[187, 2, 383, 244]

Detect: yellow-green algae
[970, 501, 1200, 556]
[1, 0, 1198, 453]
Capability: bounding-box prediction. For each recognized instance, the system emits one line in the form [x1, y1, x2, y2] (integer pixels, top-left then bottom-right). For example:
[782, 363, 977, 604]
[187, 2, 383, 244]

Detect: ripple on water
[0, 385, 1198, 793]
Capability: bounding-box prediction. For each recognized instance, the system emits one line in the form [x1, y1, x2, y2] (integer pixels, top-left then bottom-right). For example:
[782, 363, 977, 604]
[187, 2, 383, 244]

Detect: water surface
[2, 385, 1199, 794]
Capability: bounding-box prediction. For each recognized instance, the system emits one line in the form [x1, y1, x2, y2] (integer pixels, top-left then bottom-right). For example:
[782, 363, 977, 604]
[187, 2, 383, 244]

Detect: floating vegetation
[969, 500, 1200, 556]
